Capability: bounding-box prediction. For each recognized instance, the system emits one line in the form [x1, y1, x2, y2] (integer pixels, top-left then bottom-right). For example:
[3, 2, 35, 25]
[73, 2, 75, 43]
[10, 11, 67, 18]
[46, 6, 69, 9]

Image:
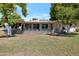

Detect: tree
[50, 4, 57, 21]
[32, 18, 38, 20]
[0, 3, 27, 23]
[50, 3, 79, 24]
[8, 12, 22, 26]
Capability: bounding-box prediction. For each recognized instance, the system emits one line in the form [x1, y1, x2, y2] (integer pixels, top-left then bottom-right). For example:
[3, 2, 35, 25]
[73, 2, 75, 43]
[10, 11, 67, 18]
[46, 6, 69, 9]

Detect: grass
[0, 31, 79, 56]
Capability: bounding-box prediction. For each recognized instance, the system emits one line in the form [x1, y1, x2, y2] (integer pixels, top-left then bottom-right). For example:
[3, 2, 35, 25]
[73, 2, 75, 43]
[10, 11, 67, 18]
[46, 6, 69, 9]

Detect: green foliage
[0, 3, 27, 26]
[0, 19, 4, 26]
[50, 4, 57, 20]
[32, 18, 38, 20]
[17, 3, 27, 17]
[8, 19, 15, 26]
[8, 13, 22, 26]
[0, 13, 22, 26]
[0, 4, 15, 17]
[0, 3, 27, 17]
[50, 3, 79, 24]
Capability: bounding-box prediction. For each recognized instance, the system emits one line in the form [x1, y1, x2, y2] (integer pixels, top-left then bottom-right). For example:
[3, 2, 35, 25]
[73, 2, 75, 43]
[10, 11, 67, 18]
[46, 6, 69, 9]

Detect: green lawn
[0, 32, 79, 56]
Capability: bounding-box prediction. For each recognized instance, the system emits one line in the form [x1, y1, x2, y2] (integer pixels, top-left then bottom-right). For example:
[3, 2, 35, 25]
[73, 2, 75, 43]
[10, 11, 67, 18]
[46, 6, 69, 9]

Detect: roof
[15, 19, 60, 25]
[24, 21, 59, 24]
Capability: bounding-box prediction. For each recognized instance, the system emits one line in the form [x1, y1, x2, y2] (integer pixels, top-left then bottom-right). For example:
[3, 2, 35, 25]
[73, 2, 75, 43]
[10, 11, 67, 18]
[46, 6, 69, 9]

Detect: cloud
[24, 15, 40, 21]
[41, 13, 50, 19]
[32, 14, 50, 19]
[23, 13, 50, 21]
[42, 14, 49, 17]
[25, 14, 41, 21]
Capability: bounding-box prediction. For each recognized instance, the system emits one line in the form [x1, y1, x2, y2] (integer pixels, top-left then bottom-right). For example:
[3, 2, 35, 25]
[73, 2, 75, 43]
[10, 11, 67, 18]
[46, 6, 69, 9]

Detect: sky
[0, 3, 51, 21]
[16, 3, 51, 21]
[0, 13, 2, 19]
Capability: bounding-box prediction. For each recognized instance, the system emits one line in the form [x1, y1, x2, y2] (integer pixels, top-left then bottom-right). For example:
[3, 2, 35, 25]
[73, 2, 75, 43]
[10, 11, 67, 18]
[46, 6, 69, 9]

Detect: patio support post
[40, 24, 42, 31]
[31, 24, 33, 31]
[48, 23, 52, 34]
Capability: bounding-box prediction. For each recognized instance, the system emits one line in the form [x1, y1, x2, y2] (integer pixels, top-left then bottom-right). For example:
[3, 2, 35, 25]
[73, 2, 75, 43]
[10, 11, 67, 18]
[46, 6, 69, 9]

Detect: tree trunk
[66, 19, 69, 24]
[4, 16, 8, 23]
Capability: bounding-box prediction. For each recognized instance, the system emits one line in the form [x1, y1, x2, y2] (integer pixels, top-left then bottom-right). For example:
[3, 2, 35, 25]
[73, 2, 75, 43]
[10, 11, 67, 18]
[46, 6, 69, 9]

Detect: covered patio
[22, 21, 60, 31]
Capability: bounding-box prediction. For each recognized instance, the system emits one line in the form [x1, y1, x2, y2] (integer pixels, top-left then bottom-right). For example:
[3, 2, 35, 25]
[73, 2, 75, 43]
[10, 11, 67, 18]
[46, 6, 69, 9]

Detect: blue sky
[16, 3, 51, 21]
[0, 3, 51, 21]
[0, 13, 2, 19]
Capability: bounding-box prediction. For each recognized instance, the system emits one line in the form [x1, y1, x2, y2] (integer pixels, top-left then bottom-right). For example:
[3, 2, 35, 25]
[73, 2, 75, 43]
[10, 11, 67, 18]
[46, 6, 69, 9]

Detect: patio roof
[24, 20, 59, 24]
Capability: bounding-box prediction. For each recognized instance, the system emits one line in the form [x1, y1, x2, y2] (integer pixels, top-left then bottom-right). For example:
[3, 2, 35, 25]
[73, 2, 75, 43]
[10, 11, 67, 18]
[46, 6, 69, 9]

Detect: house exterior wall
[23, 21, 60, 31]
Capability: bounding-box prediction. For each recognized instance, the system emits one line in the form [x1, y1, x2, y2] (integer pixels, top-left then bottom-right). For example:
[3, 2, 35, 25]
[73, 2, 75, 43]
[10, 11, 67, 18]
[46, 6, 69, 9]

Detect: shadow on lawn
[0, 35, 16, 38]
[47, 32, 79, 37]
